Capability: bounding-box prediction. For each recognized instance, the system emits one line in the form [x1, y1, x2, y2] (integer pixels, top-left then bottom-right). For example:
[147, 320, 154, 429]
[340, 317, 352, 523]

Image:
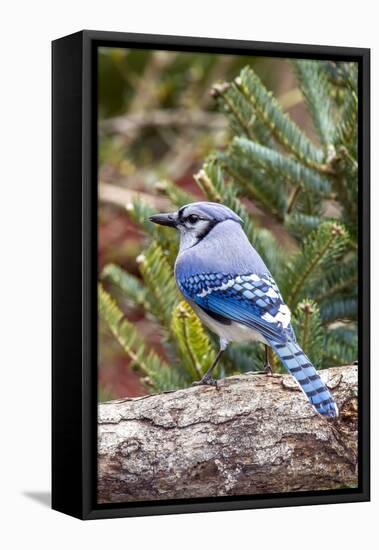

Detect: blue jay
[150, 201, 338, 418]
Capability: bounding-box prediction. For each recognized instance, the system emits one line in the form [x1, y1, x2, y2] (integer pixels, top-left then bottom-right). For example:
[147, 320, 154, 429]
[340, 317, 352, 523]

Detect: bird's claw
[264, 363, 273, 375]
[192, 376, 218, 388]
[246, 365, 273, 376]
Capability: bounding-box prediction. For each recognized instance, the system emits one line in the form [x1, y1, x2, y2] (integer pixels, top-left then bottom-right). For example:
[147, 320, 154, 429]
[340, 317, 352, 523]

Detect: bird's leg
[248, 345, 273, 375]
[264, 345, 273, 375]
[192, 342, 227, 387]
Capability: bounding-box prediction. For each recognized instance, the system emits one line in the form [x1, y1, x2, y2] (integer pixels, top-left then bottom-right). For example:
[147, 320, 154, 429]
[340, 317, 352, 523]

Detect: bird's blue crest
[179, 202, 243, 225]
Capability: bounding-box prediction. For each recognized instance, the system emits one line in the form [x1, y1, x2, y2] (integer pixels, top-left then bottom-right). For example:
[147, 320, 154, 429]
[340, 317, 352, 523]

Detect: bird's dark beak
[149, 212, 178, 228]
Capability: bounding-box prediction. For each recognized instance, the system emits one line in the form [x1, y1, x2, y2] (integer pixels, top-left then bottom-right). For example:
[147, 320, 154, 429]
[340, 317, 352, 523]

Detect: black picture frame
[52, 30, 370, 520]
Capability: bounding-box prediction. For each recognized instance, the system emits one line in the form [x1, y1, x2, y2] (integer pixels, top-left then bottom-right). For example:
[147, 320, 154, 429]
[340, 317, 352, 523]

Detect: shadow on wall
[22, 491, 51, 508]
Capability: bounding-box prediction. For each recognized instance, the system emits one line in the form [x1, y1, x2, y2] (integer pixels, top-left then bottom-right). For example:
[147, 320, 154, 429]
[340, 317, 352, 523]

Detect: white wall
[1, 1, 376, 548]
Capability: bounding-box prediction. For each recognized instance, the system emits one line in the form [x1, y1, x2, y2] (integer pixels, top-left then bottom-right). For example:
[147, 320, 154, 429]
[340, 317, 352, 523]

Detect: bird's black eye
[187, 214, 199, 224]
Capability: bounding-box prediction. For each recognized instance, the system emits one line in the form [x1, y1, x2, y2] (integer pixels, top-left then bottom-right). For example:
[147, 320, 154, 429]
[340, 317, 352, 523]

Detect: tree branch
[101, 109, 226, 135]
[98, 365, 358, 504]
[99, 181, 170, 210]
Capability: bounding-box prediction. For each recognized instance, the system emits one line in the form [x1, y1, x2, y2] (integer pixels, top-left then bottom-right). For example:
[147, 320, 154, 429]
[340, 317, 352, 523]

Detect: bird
[149, 201, 338, 418]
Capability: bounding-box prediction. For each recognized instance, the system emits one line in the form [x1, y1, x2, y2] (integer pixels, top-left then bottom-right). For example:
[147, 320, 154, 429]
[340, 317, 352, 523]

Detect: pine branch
[338, 62, 358, 94]
[101, 263, 150, 311]
[283, 222, 349, 308]
[211, 82, 256, 140]
[320, 296, 358, 324]
[312, 257, 357, 302]
[137, 242, 180, 328]
[292, 60, 335, 146]
[230, 137, 332, 196]
[218, 152, 287, 221]
[284, 212, 323, 239]
[212, 81, 277, 148]
[331, 171, 357, 229]
[99, 284, 186, 392]
[171, 301, 215, 379]
[235, 66, 330, 171]
[154, 179, 196, 207]
[323, 326, 358, 366]
[334, 89, 358, 147]
[292, 299, 325, 367]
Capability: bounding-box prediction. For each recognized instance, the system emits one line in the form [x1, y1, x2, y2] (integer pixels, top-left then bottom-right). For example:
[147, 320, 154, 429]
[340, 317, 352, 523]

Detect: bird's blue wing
[177, 272, 294, 344]
[178, 271, 338, 417]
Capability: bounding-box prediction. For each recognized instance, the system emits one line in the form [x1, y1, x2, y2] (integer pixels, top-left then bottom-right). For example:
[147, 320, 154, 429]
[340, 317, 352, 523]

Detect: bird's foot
[247, 364, 273, 376]
[192, 375, 218, 388]
[263, 363, 273, 375]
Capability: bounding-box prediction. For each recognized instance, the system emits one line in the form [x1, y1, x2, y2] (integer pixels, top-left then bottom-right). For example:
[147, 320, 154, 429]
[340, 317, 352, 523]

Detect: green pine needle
[99, 284, 186, 391]
[230, 137, 331, 196]
[137, 242, 180, 328]
[292, 299, 325, 367]
[171, 301, 215, 379]
[236, 66, 326, 169]
[292, 60, 335, 146]
[283, 222, 349, 308]
[101, 263, 150, 311]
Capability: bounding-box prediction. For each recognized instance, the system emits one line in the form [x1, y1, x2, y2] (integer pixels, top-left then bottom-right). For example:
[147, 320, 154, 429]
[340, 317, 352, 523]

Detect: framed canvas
[52, 30, 370, 520]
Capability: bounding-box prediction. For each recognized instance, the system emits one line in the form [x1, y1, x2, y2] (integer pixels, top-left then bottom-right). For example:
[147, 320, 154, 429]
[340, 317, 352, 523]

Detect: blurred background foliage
[98, 47, 358, 401]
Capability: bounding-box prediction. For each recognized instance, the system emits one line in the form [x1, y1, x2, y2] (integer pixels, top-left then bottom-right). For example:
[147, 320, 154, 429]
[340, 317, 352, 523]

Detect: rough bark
[98, 365, 358, 504]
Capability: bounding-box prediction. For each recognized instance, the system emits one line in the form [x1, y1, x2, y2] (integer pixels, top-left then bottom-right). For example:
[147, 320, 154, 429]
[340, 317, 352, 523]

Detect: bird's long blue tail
[269, 339, 338, 418]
